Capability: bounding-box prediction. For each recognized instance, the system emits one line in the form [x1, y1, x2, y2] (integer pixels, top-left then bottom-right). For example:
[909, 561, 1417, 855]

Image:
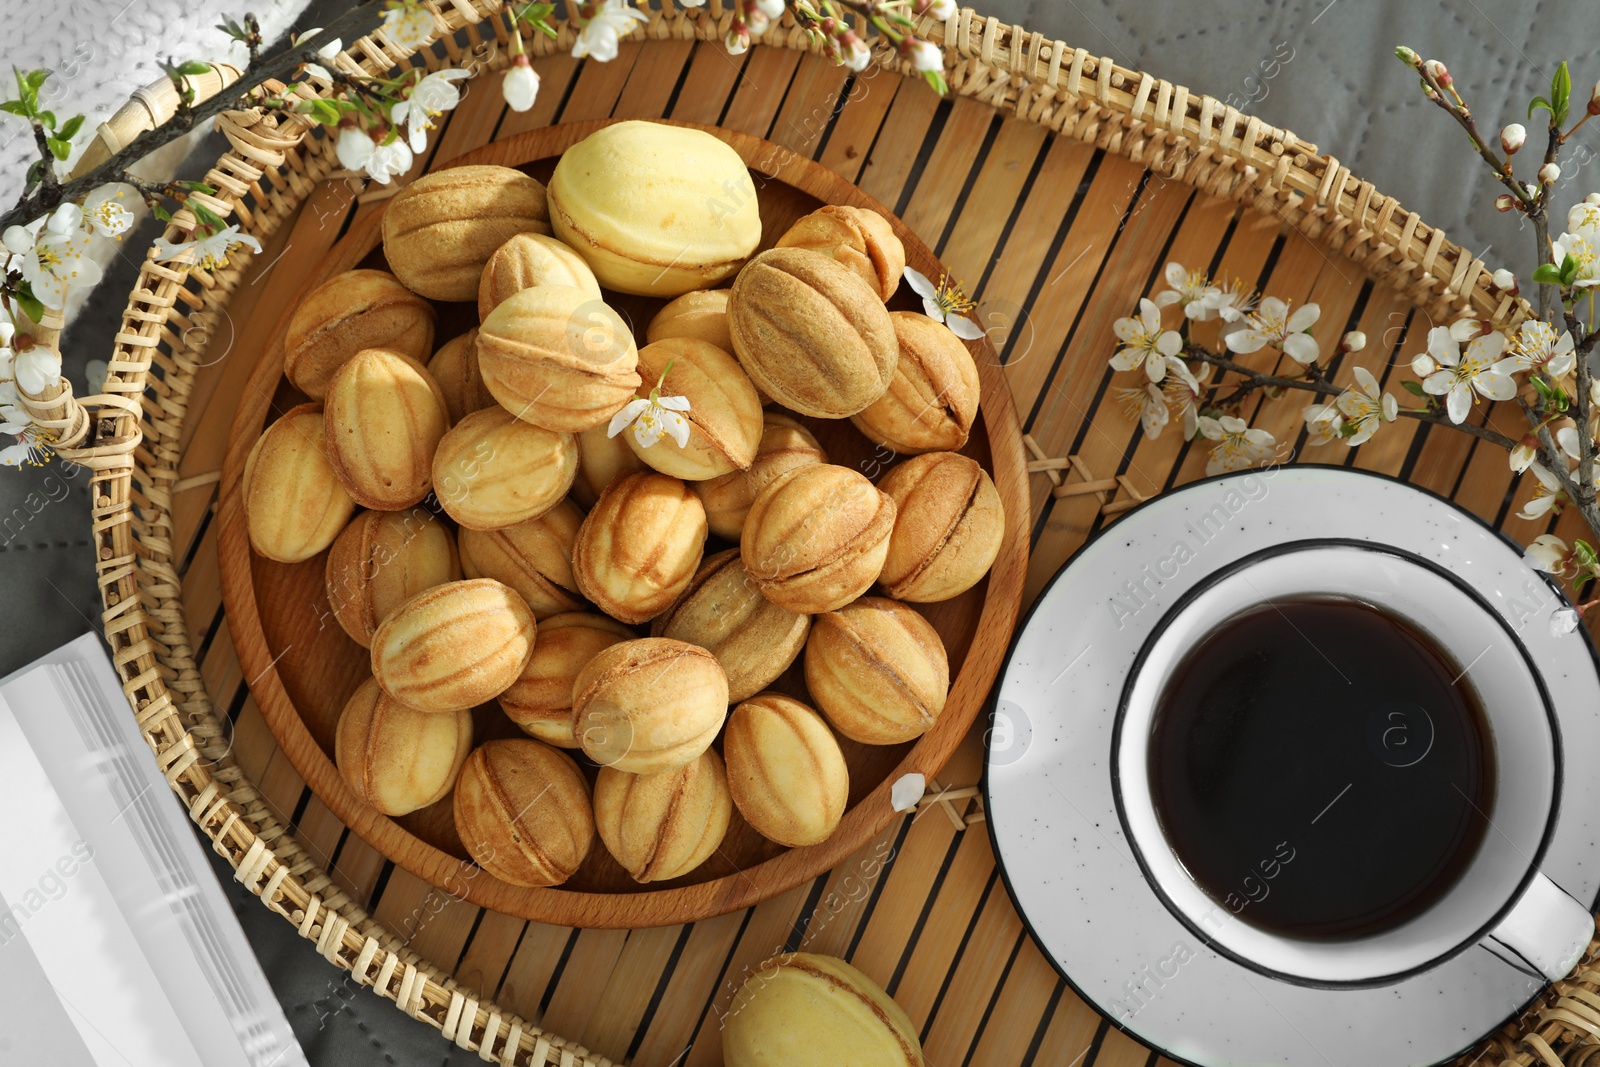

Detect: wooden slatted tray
[70, 3, 1600, 1065]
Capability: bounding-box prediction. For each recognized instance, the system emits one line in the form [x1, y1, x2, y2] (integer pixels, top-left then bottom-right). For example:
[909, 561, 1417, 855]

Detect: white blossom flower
[754, 0, 785, 16]
[1540, 163, 1562, 184]
[1153, 262, 1220, 320]
[336, 125, 414, 184]
[1510, 433, 1541, 474]
[1551, 230, 1600, 287]
[1333, 365, 1398, 446]
[1224, 296, 1321, 363]
[1198, 415, 1277, 475]
[608, 387, 691, 448]
[841, 37, 871, 72]
[1501, 124, 1526, 154]
[21, 225, 101, 310]
[573, 0, 647, 62]
[1206, 277, 1258, 323]
[1343, 330, 1367, 353]
[1110, 298, 1182, 382]
[1491, 268, 1517, 292]
[744, 8, 771, 34]
[1419, 326, 1513, 423]
[904, 267, 983, 340]
[926, 0, 958, 16]
[909, 40, 943, 72]
[1116, 382, 1169, 439]
[381, 1, 436, 51]
[1302, 402, 1344, 446]
[154, 224, 263, 273]
[1502, 319, 1576, 377]
[725, 25, 750, 54]
[1518, 462, 1568, 521]
[0, 421, 52, 467]
[1569, 200, 1600, 239]
[392, 68, 469, 152]
[81, 184, 135, 238]
[1162, 358, 1210, 440]
[502, 58, 541, 112]
[1526, 533, 1576, 577]
[13, 344, 61, 398]
[293, 28, 342, 82]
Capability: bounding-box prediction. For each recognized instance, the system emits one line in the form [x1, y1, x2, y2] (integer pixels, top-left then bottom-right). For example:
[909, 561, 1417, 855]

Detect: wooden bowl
[217, 120, 1029, 928]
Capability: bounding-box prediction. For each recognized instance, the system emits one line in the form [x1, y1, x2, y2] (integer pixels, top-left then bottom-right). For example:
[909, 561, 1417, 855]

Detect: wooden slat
[625, 909, 748, 1066]
[613, 38, 696, 119]
[538, 928, 630, 1045]
[719, 46, 804, 140]
[496, 922, 580, 1024]
[579, 925, 685, 1060]
[816, 61, 904, 183]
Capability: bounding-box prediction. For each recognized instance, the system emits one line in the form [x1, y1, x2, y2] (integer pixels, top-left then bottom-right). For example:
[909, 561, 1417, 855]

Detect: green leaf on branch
[0, 101, 28, 117]
[191, 202, 226, 230]
[1551, 61, 1572, 126]
[1531, 95, 1554, 121]
[45, 138, 70, 161]
[24, 69, 49, 93]
[58, 114, 83, 139]
[1402, 380, 1427, 397]
[1561, 252, 1581, 286]
[176, 180, 217, 194]
[1575, 540, 1600, 579]
[1534, 262, 1566, 285]
[24, 158, 44, 194]
[36, 110, 54, 130]
[177, 61, 213, 77]
[13, 283, 45, 325]
[152, 204, 172, 223]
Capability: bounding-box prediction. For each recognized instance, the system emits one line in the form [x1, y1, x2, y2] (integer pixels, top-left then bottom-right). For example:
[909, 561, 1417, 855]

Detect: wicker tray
[55, 2, 1600, 1065]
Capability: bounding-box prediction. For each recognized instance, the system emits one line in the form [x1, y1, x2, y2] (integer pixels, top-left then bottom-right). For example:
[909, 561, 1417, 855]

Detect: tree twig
[0, 5, 383, 233]
[1192, 348, 1521, 451]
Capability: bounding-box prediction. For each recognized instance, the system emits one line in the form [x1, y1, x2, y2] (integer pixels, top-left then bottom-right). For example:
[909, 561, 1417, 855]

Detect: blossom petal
[1426, 326, 1460, 366]
[947, 315, 985, 340]
[1351, 366, 1380, 397]
[1282, 332, 1319, 364]
[1473, 371, 1517, 402]
[1446, 385, 1471, 424]
[1286, 303, 1321, 332]
[1112, 316, 1142, 343]
[607, 398, 649, 438]
[1155, 330, 1183, 357]
[903, 267, 937, 300]
[1164, 262, 1186, 289]
[656, 393, 692, 412]
[0, 442, 33, 466]
[1109, 347, 1143, 373]
[1225, 329, 1269, 354]
[661, 410, 691, 448]
[1421, 370, 1455, 396]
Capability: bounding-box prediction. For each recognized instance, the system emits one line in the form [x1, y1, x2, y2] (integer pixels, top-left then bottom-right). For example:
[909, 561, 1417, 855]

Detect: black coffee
[1146, 597, 1495, 941]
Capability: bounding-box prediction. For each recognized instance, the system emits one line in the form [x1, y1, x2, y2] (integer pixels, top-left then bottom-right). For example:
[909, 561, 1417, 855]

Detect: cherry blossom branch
[1188, 347, 1522, 451]
[0, 8, 380, 234]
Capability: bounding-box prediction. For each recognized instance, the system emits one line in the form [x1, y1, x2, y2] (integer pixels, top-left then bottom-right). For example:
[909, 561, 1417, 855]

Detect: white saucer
[985, 467, 1600, 1067]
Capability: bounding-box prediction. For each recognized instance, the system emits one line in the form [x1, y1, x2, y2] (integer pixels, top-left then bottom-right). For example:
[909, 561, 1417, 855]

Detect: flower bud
[1526, 182, 1540, 198]
[1423, 59, 1451, 87]
[1540, 163, 1562, 184]
[1342, 331, 1367, 353]
[1588, 192, 1600, 206]
[1491, 268, 1518, 292]
[1412, 353, 1437, 377]
[1495, 194, 1515, 212]
[1395, 46, 1420, 67]
[1501, 123, 1526, 154]
[1590, 80, 1600, 117]
[907, 38, 942, 72]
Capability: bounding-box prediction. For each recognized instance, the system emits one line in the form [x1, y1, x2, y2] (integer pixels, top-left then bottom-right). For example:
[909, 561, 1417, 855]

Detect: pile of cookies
[243, 120, 1005, 889]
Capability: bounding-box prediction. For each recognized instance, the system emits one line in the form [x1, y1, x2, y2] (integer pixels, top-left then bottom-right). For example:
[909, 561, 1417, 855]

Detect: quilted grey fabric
[1, 2, 1594, 1065]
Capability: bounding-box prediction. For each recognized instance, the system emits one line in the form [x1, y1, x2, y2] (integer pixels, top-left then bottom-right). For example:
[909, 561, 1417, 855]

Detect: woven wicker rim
[46, 2, 1543, 1063]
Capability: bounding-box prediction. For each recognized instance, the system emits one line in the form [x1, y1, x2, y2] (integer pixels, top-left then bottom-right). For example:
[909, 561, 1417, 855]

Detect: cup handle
[1482, 872, 1594, 981]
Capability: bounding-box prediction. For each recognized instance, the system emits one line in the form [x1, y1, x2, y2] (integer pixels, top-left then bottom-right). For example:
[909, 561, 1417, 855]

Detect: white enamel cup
[1114, 541, 1593, 986]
